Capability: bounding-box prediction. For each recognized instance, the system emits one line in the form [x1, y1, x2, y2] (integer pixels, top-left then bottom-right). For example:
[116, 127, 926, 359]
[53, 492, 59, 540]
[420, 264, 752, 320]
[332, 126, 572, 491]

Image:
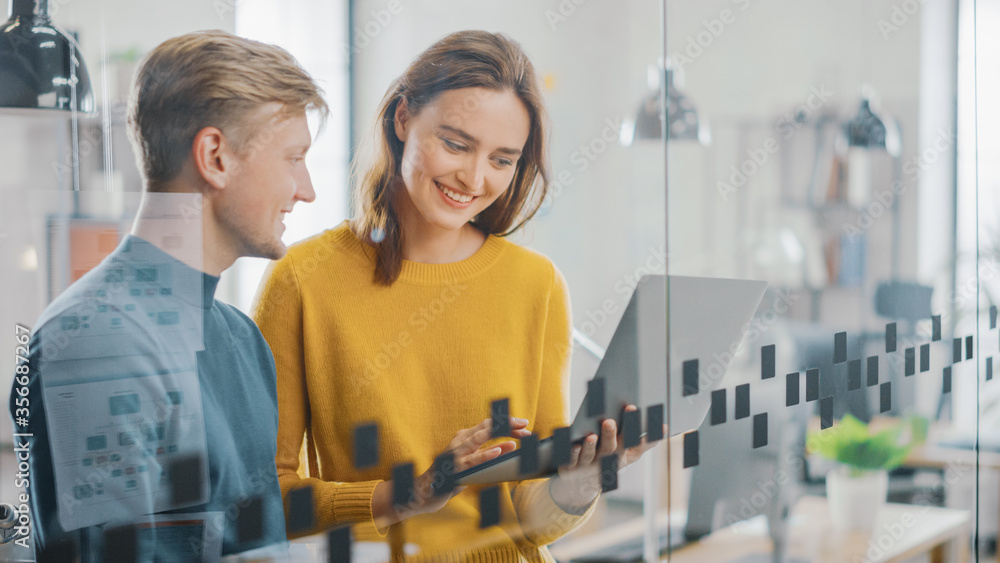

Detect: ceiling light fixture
[0, 0, 94, 113]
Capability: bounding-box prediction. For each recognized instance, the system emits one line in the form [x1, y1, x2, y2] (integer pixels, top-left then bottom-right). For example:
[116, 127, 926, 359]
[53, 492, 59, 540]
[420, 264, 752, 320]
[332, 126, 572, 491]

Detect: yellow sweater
[252, 222, 594, 562]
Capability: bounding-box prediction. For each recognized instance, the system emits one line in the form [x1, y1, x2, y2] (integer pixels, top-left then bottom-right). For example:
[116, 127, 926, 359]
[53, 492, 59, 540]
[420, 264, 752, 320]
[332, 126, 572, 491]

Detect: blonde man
[11, 30, 327, 562]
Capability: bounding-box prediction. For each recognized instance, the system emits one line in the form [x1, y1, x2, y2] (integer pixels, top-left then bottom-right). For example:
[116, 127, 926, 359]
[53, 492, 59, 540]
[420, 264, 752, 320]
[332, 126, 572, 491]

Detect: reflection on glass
[665, 0, 991, 562]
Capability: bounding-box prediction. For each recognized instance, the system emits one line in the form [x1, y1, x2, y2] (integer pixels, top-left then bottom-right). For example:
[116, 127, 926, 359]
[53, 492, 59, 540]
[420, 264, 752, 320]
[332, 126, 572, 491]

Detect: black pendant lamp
[840, 87, 900, 157]
[0, 0, 94, 113]
[621, 64, 710, 146]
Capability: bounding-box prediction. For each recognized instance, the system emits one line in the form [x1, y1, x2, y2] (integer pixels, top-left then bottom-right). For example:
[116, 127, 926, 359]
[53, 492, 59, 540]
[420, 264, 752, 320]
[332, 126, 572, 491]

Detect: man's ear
[191, 127, 234, 191]
[393, 96, 410, 143]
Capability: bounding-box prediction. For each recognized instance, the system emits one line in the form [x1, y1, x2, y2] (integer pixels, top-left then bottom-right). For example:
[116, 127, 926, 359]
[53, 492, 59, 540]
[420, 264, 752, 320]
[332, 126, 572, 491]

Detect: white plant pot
[826, 466, 888, 531]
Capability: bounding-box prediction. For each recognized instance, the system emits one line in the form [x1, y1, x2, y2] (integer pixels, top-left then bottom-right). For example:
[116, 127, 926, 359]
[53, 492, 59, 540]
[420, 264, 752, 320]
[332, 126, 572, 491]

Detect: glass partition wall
[662, 1, 996, 563]
[0, 0, 994, 561]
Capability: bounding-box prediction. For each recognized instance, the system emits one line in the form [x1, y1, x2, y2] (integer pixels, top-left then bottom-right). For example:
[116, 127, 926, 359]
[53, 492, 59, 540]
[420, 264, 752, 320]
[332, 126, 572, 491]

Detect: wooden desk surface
[669, 496, 970, 563]
[553, 496, 971, 562]
[907, 443, 1000, 470]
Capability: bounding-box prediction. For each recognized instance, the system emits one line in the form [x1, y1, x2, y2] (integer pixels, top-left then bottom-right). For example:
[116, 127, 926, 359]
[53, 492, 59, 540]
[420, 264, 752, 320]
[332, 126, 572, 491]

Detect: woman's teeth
[437, 182, 473, 203]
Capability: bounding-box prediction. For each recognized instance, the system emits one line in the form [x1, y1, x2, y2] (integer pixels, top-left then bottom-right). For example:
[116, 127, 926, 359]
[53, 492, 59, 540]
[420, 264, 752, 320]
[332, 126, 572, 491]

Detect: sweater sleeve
[252, 254, 384, 539]
[511, 263, 596, 545]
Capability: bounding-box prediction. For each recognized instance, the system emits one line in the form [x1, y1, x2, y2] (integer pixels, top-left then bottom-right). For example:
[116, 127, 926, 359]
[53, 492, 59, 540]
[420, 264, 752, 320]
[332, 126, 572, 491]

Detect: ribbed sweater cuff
[543, 482, 598, 522]
[514, 480, 597, 545]
[317, 480, 385, 537]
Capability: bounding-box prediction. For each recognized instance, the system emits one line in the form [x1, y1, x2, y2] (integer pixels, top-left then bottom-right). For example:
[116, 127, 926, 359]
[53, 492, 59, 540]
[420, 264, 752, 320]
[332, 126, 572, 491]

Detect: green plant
[809, 414, 928, 477]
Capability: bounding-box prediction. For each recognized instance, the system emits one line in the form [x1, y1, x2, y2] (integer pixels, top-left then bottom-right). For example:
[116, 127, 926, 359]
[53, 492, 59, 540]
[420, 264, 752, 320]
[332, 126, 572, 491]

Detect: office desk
[670, 496, 969, 563]
[551, 496, 970, 562]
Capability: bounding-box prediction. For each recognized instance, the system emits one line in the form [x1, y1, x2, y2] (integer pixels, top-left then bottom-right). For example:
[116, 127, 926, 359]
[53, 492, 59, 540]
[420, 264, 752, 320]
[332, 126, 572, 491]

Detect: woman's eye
[494, 157, 513, 168]
[443, 139, 466, 152]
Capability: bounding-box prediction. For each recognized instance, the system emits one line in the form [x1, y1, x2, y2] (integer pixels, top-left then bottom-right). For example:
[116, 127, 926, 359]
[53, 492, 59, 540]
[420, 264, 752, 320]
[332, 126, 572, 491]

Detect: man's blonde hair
[127, 30, 328, 191]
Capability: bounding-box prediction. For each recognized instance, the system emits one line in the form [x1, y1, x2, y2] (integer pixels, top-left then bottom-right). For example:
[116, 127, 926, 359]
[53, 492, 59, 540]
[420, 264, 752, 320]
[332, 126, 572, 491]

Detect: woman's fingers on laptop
[457, 441, 516, 470]
[512, 428, 532, 438]
[461, 417, 530, 450]
[446, 417, 530, 469]
[618, 424, 666, 467]
[599, 418, 618, 456]
[578, 433, 599, 466]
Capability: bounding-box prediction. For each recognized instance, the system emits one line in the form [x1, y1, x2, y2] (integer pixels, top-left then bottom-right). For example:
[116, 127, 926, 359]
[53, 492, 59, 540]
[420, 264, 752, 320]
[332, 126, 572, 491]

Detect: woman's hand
[373, 417, 531, 526]
[548, 405, 663, 513]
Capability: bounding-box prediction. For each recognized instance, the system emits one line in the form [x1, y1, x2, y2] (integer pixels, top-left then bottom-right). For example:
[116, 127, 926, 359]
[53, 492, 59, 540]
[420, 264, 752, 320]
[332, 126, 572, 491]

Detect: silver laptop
[453, 274, 766, 485]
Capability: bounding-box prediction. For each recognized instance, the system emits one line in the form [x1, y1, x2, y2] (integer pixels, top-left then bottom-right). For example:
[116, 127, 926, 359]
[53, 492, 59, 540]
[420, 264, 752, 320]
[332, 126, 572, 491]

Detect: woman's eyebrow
[438, 125, 522, 156]
[438, 124, 477, 143]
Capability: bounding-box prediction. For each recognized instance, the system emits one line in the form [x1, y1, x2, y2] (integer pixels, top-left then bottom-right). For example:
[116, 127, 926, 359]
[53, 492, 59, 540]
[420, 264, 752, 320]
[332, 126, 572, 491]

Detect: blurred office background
[1, 0, 998, 561]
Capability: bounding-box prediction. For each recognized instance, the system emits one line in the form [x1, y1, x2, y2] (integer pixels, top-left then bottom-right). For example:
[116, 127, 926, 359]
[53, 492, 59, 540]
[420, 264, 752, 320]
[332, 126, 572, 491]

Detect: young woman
[254, 30, 653, 561]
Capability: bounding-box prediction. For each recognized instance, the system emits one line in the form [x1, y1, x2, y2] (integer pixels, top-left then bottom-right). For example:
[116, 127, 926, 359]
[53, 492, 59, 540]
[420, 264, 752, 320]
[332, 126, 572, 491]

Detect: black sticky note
[288, 487, 315, 535]
[682, 359, 699, 396]
[735, 384, 750, 419]
[328, 526, 352, 563]
[353, 423, 378, 470]
[391, 463, 414, 508]
[169, 454, 203, 506]
[37, 539, 77, 563]
[867, 355, 879, 387]
[785, 372, 800, 406]
[954, 338, 963, 363]
[710, 389, 727, 425]
[886, 323, 897, 353]
[761, 344, 776, 379]
[992, 306, 998, 330]
[920, 344, 930, 373]
[432, 452, 456, 496]
[880, 382, 892, 413]
[967, 335, 974, 360]
[905, 348, 915, 376]
[518, 435, 540, 475]
[683, 431, 699, 468]
[806, 368, 819, 402]
[848, 359, 862, 391]
[600, 453, 619, 492]
[752, 413, 768, 449]
[479, 486, 500, 528]
[820, 396, 834, 430]
[943, 366, 952, 394]
[553, 426, 572, 467]
[103, 525, 138, 563]
[586, 378, 605, 416]
[932, 315, 942, 341]
[646, 404, 664, 442]
[237, 496, 265, 544]
[491, 398, 510, 438]
[988, 357, 994, 382]
[622, 409, 642, 448]
[834, 331, 847, 364]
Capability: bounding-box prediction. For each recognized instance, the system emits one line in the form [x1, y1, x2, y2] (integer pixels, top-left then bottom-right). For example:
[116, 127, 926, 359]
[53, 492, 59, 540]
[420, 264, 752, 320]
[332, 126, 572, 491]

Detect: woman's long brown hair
[350, 30, 550, 285]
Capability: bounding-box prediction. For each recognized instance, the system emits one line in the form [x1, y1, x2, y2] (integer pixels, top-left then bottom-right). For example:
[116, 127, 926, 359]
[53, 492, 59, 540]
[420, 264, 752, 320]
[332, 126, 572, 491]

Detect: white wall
[665, 0, 931, 294]
[227, 0, 352, 312]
